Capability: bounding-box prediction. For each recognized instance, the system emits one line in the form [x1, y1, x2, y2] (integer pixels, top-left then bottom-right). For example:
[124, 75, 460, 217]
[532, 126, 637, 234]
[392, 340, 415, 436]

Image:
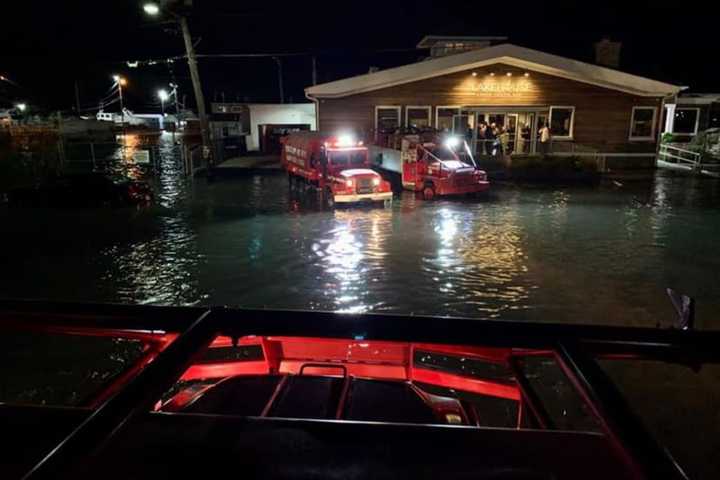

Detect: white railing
[657, 144, 720, 177]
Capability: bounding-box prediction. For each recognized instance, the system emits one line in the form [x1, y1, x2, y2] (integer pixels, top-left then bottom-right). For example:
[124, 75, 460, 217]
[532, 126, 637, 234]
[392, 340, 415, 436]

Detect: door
[517, 113, 534, 154]
[506, 114, 518, 155]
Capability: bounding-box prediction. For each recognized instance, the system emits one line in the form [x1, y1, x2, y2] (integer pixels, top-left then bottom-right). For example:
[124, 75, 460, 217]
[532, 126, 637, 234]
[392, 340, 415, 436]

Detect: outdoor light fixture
[444, 136, 460, 149]
[506, 72, 513, 77]
[472, 72, 477, 77]
[489, 73, 495, 77]
[524, 72, 530, 77]
[143, 2, 160, 15]
[15, 103, 26, 112]
[158, 89, 169, 101]
[113, 75, 120, 82]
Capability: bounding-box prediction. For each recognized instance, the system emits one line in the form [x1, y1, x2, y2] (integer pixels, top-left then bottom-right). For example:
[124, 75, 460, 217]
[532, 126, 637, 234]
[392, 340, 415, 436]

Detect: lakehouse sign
[457, 78, 534, 97]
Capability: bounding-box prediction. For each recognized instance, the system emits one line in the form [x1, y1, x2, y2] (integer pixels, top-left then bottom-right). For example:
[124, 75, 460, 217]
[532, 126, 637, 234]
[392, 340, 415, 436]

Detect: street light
[143, 1, 214, 169]
[113, 74, 127, 128]
[158, 89, 169, 114]
[15, 103, 27, 112]
[143, 2, 160, 15]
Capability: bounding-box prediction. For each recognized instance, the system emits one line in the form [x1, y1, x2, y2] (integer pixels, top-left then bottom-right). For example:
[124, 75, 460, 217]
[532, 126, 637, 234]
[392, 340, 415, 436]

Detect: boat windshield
[330, 151, 367, 167]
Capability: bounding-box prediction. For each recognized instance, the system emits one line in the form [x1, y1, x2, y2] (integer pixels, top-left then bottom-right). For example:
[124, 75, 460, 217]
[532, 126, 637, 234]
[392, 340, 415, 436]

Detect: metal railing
[658, 144, 720, 177]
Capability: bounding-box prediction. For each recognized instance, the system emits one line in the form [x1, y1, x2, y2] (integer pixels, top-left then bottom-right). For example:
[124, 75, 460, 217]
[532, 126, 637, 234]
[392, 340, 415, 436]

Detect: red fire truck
[399, 136, 490, 200]
[281, 132, 393, 207]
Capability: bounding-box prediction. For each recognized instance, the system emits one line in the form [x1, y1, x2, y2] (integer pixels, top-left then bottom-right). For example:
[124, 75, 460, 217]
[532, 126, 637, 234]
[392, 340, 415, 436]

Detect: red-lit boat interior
[1, 301, 716, 480]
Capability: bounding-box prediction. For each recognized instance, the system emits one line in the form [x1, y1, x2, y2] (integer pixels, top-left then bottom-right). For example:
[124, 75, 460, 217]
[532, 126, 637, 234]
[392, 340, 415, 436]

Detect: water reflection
[314, 208, 393, 313]
[424, 203, 531, 317]
[100, 133, 204, 305]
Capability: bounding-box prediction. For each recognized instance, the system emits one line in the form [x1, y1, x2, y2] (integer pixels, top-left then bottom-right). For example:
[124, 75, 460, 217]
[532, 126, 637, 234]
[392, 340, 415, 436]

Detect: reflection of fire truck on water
[281, 132, 393, 208]
[400, 136, 490, 200]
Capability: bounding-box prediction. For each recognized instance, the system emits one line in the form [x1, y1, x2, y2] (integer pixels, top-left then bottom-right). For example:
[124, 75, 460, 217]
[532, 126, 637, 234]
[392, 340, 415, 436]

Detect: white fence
[657, 144, 720, 178]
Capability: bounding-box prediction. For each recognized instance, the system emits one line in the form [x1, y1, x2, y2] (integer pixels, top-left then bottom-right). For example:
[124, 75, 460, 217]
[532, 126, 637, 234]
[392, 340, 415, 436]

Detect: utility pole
[274, 56, 284, 104]
[178, 15, 213, 168]
[74, 80, 81, 114]
[312, 56, 318, 86]
[170, 83, 180, 114]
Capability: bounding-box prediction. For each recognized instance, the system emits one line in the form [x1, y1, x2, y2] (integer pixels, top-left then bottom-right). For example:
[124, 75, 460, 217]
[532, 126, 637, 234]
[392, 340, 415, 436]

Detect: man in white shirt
[538, 123, 551, 154]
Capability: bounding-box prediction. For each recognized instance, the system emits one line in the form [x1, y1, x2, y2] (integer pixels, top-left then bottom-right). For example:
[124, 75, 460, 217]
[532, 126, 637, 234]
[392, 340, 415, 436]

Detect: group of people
[474, 121, 552, 156]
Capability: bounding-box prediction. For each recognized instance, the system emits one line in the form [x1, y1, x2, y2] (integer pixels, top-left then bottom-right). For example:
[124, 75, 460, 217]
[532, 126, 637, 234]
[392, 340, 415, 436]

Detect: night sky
[1, 0, 718, 113]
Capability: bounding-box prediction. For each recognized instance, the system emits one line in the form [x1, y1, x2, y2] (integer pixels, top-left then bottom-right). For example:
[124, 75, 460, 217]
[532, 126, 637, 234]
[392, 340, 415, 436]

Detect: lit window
[406, 106, 431, 128]
[549, 106, 575, 140]
[375, 106, 401, 132]
[673, 108, 700, 135]
[629, 107, 657, 141]
[436, 107, 460, 131]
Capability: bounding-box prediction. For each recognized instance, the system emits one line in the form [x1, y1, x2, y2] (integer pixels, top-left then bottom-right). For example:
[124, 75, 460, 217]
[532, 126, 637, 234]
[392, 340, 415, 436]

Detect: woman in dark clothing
[485, 123, 496, 155]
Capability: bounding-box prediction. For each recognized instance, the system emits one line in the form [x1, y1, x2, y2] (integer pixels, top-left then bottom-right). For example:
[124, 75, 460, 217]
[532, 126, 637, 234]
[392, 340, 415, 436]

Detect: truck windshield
[330, 151, 367, 167]
[427, 146, 459, 162]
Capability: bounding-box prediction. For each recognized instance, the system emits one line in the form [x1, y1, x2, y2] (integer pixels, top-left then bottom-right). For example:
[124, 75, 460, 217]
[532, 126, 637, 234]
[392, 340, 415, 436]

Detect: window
[629, 107, 657, 141]
[375, 106, 401, 132]
[436, 106, 460, 131]
[405, 106, 431, 128]
[549, 106, 575, 140]
[673, 108, 700, 135]
[330, 151, 366, 167]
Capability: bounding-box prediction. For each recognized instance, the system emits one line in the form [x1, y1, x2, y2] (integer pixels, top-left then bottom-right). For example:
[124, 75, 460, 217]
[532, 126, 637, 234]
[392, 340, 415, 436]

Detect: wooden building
[663, 93, 720, 141]
[306, 42, 684, 167]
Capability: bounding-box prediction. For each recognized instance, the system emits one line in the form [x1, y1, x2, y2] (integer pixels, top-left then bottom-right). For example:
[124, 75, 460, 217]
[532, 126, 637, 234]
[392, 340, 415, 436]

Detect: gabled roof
[306, 43, 684, 99]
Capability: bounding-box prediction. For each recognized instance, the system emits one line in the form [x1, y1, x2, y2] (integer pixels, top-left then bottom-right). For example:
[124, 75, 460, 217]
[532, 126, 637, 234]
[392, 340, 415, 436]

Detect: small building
[663, 93, 720, 140]
[210, 102, 316, 154]
[306, 41, 684, 168]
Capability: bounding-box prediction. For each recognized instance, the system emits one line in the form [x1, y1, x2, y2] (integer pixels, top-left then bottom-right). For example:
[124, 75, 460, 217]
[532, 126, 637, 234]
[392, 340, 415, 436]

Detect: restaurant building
[306, 39, 684, 167]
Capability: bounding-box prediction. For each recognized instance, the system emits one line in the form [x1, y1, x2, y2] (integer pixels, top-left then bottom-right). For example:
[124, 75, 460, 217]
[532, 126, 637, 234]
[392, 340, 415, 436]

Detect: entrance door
[506, 114, 518, 155]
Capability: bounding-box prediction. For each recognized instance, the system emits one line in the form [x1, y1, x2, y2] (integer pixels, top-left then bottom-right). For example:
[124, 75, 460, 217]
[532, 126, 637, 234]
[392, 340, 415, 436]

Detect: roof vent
[417, 35, 508, 58]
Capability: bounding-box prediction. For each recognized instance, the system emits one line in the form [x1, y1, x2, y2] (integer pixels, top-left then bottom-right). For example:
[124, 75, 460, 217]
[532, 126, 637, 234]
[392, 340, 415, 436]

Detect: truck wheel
[422, 186, 435, 200]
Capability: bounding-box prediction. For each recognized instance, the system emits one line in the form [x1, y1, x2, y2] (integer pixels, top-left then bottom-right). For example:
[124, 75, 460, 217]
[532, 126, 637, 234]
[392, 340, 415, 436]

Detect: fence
[657, 143, 720, 178]
[182, 144, 206, 178]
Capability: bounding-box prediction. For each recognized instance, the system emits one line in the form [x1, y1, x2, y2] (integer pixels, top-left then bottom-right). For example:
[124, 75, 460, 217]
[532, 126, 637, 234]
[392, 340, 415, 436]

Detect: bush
[661, 132, 675, 144]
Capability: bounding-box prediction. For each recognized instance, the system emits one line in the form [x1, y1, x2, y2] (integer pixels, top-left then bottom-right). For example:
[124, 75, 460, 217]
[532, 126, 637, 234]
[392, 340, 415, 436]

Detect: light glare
[143, 3, 160, 15]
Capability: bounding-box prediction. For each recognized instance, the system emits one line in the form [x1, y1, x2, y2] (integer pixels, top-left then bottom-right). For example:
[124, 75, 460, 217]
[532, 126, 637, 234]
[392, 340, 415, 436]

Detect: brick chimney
[594, 38, 622, 68]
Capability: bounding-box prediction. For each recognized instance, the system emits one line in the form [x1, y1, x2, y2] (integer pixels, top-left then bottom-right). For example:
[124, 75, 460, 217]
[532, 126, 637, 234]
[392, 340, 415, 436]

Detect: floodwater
[3, 134, 720, 328]
[2, 133, 720, 478]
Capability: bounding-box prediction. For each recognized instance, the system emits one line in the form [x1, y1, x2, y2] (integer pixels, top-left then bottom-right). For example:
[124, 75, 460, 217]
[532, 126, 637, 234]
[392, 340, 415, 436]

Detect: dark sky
[1, 0, 718, 113]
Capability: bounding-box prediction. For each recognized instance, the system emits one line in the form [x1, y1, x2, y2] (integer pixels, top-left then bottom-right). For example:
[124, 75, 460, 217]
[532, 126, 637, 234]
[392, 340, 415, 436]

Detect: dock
[214, 154, 282, 176]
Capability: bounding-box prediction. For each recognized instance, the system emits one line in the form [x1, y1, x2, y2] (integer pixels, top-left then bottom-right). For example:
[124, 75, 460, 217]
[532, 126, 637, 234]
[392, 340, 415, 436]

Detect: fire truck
[399, 136, 490, 200]
[281, 132, 393, 207]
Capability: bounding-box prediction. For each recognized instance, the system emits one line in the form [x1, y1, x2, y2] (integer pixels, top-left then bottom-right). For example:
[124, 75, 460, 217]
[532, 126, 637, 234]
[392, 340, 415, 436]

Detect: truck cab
[282, 133, 393, 207]
[401, 137, 490, 200]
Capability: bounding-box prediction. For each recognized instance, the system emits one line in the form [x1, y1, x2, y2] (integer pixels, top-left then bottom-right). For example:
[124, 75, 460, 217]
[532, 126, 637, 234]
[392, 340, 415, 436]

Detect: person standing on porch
[538, 122, 551, 154]
[486, 123, 496, 155]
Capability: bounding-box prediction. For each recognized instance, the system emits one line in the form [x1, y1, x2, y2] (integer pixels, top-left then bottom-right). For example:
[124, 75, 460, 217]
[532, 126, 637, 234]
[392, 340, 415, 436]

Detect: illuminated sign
[457, 79, 534, 97]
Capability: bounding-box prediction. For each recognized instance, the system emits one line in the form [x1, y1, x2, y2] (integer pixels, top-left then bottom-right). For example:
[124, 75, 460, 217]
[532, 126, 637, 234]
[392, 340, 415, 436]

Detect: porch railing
[657, 143, 720, 177]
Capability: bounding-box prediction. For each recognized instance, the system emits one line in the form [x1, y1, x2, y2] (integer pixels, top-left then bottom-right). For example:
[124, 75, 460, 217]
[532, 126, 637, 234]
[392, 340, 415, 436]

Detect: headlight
[372, 177, 380, 187]
[346, 179, 353, 187]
